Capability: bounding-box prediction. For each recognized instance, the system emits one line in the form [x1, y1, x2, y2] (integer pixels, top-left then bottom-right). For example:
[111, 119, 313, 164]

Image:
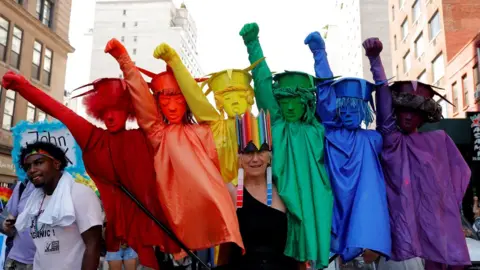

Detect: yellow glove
[153, 43, 179, 63]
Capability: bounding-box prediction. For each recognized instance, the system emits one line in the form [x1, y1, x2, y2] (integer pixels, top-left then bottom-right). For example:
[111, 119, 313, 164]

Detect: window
[429, 11, 441, 40]
[474, 65, 479, 88]
[439, 97, 448, 118]
[32, 41, 42, 80]
[391, 5, 395, 21]
[2, 90, 16, 130]
[412, 0, 421, 22]
[401, 18, 408, 40]
[10, 26, 23, 69]
[36, 0, 53, 27]
[403, 50, 411, 73]
[134, 21, 138, 27]
[432, 53, 444, 83]
[417, 70, 427, 83]
[0, 17, 9, 62]
[122, 22, 125, 28]
[121, 36, 124, 42]
[452, 82, 459, 113]
[15, 0, 23, 4]
[37, 110, 46, 121]
[123, 9, 126, 15]
[133, 36, 137, 42]
[42, 48, 52, 86]
[399, 0, 405, 9]
[462, 74, 470, 107]
[394, 35, 397, 50]
[414, 32, 424, 58]
[133, 48, 137, 55]
[26, 102, 35, 122]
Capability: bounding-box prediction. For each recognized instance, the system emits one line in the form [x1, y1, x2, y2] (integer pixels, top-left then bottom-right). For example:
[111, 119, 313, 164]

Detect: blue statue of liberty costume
[305, 32, 391, 263]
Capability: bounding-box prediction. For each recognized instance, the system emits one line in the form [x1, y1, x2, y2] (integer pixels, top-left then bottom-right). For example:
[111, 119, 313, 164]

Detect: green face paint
[278, 96, 305, 122]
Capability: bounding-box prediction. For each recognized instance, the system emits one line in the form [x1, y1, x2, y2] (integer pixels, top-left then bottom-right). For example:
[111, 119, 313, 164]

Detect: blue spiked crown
[332, 77, 383, 111]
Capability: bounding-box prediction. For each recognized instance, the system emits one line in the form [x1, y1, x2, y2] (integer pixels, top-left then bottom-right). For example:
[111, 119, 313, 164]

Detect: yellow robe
[167, 57, 240, 184]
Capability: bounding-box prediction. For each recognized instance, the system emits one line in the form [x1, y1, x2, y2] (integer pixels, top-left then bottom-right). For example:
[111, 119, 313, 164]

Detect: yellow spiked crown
[201, 57, 265, 96]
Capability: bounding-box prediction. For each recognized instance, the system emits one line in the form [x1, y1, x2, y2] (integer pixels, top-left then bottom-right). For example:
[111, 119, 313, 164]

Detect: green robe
[244, 39, 333, 267]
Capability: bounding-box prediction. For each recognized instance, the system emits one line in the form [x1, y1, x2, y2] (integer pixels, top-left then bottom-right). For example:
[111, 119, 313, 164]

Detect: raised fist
[104, 38, 128, 59]
[239, 23, 259, 44]
[363, 38, 383, 57]
[153, 43, 178, 62]
[1, 71, 29, 91]
[304, 31, 325, 52]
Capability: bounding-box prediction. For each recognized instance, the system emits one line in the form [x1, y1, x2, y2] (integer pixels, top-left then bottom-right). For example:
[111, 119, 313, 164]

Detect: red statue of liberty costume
[1, 71, 177, 269]
[105, 39, 244, 255]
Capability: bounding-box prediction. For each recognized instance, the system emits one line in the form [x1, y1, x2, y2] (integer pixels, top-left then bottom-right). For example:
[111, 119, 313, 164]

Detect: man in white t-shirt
[16, 141, 103, 270]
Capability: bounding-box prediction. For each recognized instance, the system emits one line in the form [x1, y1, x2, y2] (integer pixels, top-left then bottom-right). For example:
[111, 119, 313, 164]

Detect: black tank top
[227, 188, 298, 270]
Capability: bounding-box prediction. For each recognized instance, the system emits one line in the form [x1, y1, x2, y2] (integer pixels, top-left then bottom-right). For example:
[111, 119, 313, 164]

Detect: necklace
[34, 194, 47, 233]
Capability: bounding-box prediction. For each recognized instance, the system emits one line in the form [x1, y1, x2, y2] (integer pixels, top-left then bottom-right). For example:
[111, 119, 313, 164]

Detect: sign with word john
[468, 112, 480, 162]
[11, 120, 86, 181]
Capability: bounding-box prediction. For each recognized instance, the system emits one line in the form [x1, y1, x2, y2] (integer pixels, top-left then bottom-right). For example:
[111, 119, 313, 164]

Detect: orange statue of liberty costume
[105, 38, 244, 254]
[151, 44, 262, 185]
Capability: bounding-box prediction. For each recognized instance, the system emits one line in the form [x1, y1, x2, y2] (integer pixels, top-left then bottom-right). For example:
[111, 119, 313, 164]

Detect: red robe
[15, 82, 179, 269]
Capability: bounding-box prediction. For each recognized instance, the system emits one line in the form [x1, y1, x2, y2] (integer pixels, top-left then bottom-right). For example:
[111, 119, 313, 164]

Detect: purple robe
[368, 55, 471, 265]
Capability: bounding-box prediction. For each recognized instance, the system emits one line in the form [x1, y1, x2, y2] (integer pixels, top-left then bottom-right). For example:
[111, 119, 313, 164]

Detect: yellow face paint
[222, 91, 249, 117]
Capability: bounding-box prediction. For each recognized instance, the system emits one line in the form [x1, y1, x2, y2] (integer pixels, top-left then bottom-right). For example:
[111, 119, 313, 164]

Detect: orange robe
[117, 55, 244, 252]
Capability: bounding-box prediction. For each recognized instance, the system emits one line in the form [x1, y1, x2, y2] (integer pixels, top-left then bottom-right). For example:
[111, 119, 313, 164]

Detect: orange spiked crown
[137, 66, 207, 95]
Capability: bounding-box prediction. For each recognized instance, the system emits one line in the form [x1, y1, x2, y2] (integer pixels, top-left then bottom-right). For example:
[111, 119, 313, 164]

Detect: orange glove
[104, 38, 128, 59]
[1, 71, 29, 91]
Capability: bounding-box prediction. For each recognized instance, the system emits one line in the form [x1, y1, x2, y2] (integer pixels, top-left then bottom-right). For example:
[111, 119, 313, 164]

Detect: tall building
[89, 0, 202, 83]
[389, 0, 480, 119]
[324, 0, 393, 81]
[0, 0, 74, 184]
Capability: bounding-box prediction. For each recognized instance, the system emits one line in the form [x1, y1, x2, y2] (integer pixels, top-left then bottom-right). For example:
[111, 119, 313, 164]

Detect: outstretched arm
[305, 32, 337, 123]
[1, 71, 94, 150]
[240, 23, 281, 122]
[363, 38, 396, 134]
[105, 39, 164, 142]
[153, 43, 220, 123]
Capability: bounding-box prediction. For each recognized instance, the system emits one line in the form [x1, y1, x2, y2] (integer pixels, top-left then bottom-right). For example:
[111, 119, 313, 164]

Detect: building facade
[324, 0, 393, 81]
[445, 33, 480, 118]
[389, 0, 480, 118]
[0, 0, 74, 184]
[89, 0, 202, 82]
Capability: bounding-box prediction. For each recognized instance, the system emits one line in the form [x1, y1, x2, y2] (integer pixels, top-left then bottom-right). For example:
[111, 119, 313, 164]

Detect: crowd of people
[0, 22, 472, 270]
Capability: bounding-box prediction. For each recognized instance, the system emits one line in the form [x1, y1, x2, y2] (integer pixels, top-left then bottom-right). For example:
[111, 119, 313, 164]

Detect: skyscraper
[89, 0, 202, 81]
[0, 0, 74, 184]
[324, 0, 393, 81]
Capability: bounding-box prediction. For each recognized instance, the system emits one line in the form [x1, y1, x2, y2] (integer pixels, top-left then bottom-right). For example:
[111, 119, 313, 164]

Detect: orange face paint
[157, 94, 187, 124]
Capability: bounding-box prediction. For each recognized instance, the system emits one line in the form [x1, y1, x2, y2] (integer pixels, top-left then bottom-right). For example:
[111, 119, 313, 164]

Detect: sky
[65, 0, 335, 92]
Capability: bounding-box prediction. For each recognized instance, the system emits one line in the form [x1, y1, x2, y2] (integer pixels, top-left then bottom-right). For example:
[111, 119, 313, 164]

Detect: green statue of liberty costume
[240, 22, 333, 268]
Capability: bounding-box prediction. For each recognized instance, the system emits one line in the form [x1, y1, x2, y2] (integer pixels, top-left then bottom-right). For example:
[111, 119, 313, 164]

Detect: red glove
[104, 38, 128, 59]
[1, 71, 29, 92]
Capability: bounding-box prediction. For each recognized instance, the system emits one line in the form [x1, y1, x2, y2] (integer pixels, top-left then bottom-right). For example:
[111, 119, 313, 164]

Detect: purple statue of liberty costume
[363, 38, 471, 269]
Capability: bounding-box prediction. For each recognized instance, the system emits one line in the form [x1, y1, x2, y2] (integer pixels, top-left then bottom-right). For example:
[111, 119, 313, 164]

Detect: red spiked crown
[70, 78, 136, 121]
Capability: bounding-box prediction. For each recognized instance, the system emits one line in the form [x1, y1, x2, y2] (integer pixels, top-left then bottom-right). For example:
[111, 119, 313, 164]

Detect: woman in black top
[217, 113, 305, 270]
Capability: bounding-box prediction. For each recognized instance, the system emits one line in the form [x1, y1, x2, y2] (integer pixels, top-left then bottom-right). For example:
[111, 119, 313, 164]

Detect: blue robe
[312, 48, 391, 262]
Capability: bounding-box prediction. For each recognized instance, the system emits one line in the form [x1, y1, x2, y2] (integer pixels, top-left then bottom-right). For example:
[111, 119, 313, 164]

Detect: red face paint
[158, 94, 187, 124]
[102, 109, 128, 133]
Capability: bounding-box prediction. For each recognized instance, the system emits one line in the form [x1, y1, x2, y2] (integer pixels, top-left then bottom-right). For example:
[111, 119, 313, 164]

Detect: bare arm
[81, 225, 102, 270]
